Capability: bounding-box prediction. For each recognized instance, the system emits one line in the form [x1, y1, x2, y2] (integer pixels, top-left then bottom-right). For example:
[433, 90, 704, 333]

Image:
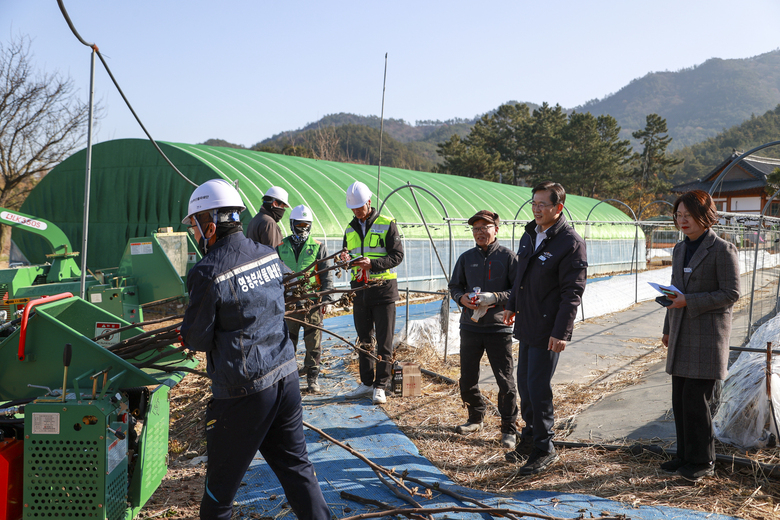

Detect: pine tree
[630, 114, 684, 211]
[561, 113, 632, 199]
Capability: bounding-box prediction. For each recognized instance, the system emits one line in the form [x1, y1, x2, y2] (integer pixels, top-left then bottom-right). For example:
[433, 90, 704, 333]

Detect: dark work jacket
[246, 206, 284, 248]
[181, 232, 296, 398]
[342, 208, 404, 305]
[506, 215, 587, 347]
[449, 239, 517, 334]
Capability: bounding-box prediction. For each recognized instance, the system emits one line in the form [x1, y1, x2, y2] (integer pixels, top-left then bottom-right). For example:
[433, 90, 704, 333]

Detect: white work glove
[470, 306, 488, 322]
[322, 304, 333, 315]
[468, 292, 497, 323]
[474, 292, 497, 307]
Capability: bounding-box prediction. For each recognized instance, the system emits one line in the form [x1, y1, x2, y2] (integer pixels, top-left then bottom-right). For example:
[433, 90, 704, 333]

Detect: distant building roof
[672, 151, 780, 195]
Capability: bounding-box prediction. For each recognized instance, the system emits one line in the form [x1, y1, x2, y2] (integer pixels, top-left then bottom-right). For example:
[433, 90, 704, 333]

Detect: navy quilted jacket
[181, 231, 296, 398]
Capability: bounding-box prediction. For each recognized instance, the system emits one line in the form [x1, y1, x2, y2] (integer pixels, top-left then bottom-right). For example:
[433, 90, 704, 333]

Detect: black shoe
[505, 437, 534, 463]
[454, 421, 483, 434]
[677, 462, 714, 481]
[659, 458, 686, 474]
[517, 447, 559, 475]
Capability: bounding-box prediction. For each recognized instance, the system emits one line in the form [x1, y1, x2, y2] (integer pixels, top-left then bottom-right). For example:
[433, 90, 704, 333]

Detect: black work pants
[458, 329, 518, 433]
[287, 306, 323, 376]
[671, 375, 716, 464]
[353, 301, 396, 389]
[516, 341, 559, 453]
[200, 372, 330, 520]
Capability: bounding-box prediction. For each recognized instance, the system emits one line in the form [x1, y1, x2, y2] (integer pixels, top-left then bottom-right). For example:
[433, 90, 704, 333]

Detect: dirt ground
[135, 304, 780, 520]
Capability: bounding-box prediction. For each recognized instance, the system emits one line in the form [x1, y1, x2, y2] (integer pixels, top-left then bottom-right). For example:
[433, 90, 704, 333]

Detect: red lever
[18, 293, 74, 361]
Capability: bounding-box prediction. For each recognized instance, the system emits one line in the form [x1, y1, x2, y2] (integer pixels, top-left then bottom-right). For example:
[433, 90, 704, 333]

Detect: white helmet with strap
[289, 205, 313, 244]
[289, 204, 313, 223]
[182, 178, 245, 224]
[345, 181, 371, 209]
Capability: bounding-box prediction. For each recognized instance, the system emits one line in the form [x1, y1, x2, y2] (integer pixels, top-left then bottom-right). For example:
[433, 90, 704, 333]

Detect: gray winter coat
[663, 230, 740, 380]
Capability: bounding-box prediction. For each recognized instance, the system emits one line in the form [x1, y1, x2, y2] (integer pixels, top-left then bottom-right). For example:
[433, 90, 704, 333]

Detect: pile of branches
[92, 248, 384, 374]
[283, 247, 383, 313]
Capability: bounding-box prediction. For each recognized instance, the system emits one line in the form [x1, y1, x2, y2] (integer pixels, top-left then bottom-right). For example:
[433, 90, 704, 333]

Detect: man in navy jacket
[504, 181, 587, 476]
[180, 179, 329, 520]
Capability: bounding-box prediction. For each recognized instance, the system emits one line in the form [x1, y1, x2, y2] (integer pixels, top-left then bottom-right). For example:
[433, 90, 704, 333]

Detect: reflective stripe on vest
[278, 236, 322, 287]
[344, 216, 397, 281]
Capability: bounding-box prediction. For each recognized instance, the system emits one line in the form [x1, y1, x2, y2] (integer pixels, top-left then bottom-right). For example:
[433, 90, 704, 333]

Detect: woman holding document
[660, 189, 740, 481]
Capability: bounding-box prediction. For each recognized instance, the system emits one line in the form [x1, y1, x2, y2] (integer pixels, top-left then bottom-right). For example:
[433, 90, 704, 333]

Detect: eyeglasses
[531, 202, 554, 210]
[471, 225, 495, 233]
[673, 213, 692, 220]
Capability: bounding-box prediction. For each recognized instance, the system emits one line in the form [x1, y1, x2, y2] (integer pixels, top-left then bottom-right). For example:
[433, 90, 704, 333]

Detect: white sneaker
[343, 383, 373, 399]
[372, 387, 387, 404]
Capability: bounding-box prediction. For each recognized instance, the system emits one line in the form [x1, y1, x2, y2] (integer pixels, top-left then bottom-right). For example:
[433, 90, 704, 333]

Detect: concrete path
[474, 300, 671, 442]
[476, 295, 754, 446]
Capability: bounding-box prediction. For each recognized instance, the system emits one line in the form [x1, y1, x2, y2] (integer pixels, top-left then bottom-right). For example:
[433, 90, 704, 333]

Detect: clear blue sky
[4, 0, 780, 148]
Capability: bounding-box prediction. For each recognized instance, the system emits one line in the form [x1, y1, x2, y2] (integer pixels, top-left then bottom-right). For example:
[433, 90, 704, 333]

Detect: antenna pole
[377, 53, 388, 203]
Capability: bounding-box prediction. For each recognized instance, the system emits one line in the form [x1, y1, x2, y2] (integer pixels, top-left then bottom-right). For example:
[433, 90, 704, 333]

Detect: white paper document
[647, 282, 681, 295]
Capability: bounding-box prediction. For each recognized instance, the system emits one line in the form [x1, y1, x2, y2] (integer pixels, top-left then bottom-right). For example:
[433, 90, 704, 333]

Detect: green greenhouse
[13, 139, 643, 289]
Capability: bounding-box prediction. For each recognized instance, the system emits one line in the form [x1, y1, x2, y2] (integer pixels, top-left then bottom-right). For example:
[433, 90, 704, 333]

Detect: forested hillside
[671, 104, 780, 184]
[255, 124, 439, 171]
[256, 113, 477, 168]
[579, 50, 780, 151]
[203, 51, 780, 176]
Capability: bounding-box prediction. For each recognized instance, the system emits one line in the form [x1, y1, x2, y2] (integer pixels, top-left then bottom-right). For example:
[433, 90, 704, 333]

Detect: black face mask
[265, 202, 286, 222]
[197, 236, 209, 256]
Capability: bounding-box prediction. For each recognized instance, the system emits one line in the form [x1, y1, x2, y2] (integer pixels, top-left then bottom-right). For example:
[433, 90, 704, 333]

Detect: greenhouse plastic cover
[713, 313, 780, 449]
[16, 139, 636, 269]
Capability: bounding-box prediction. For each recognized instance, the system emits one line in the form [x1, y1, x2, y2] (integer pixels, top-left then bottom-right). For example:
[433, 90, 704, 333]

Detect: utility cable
[57, 0, 198, 188]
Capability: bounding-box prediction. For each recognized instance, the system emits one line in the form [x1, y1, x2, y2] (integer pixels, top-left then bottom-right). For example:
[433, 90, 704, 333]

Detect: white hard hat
[264, 186, 289, 207]
[182, 179, 246, 224]
[289, 205, 313, 223]
[345, 181, 371, 209]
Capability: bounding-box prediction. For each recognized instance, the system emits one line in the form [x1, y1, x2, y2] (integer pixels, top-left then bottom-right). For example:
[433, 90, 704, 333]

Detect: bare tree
[0, 35, 96, 249]
[300, 124, 340, 161]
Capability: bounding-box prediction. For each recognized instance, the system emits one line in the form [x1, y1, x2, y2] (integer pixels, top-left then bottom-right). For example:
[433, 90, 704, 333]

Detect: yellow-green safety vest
[278, 236, 322, 288]
[344, 215, 397, 282]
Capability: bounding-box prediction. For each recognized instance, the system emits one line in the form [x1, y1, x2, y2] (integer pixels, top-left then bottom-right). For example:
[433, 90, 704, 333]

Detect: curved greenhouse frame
[15, 139, 640, 288]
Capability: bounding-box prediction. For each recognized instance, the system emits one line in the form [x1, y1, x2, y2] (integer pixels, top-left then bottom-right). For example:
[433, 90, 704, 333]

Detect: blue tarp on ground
[233, 308, 740, 520]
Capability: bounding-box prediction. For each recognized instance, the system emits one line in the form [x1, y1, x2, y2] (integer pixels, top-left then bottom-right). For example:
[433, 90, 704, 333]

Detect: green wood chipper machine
[0, 207, 200, 324]
[0, 293, 198, 520]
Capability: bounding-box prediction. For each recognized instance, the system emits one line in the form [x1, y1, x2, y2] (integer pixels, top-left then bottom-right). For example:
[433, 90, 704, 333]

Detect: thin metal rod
[407, 184, 449, 284]
[748, 215, 764, 335]
[377, 184, 453, 283]
[79, 49, 96, 299]
[405, 287, 410, 342]
[377, 53, 388, 203]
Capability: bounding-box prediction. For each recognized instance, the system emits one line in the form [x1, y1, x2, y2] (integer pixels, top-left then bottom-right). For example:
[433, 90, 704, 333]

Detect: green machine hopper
[0, 207, 200, 324]
[0, 294, 199, 519]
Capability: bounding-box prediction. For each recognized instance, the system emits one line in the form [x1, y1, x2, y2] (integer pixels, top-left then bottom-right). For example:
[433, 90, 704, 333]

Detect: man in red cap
[448, 209, 519, 449]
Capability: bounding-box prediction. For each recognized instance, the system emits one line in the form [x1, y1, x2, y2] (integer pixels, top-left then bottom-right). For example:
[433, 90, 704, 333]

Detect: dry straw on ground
[383, 338, 780, 520]
[138, 303, 780, 519]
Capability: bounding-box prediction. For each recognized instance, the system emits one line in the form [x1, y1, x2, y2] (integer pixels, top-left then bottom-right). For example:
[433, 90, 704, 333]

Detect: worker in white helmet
[277, 204, 334, 392]
[246, 186, 289, 247]
[340, 181, 404, 405]
[179, 179, 330, 520]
